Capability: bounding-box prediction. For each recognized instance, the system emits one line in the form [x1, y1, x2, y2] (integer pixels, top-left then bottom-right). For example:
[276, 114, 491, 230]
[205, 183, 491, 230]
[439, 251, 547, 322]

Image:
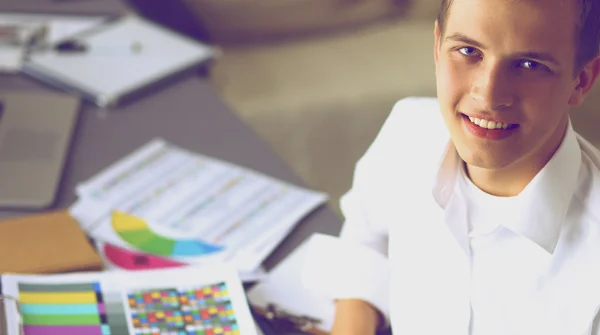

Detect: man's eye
[518, 60, 543, 70]
[458, 47, 479, 57]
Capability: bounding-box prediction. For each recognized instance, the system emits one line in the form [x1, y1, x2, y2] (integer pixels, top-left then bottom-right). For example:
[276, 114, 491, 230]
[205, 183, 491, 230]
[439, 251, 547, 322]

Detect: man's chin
[461, 156, 516, 171]
[456, 146, 516, 171]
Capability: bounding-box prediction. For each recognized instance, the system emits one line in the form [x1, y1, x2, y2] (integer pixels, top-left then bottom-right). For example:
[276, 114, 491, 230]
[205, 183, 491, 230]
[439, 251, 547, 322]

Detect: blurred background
[199, 0, 440, 218]
[131, 0, 600, 216]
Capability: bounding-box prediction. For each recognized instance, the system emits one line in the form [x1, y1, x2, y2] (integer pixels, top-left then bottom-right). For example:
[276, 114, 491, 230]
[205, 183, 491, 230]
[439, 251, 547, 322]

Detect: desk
[0, 4, 344, 335]
[0, 18, 342, 271]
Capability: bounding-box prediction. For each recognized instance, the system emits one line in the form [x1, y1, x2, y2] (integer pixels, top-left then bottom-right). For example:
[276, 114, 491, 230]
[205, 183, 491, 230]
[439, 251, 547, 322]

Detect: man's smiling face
[434, 0, 583, 171]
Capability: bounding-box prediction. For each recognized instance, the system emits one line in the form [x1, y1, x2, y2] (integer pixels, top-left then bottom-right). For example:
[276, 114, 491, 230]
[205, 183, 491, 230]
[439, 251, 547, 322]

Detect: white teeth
[467, 116, 511, 130]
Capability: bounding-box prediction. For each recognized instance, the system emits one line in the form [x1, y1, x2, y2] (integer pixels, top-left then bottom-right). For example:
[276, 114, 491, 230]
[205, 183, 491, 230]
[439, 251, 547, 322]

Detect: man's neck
[464, 124, 568, 197]
[464, 161, 544, 197]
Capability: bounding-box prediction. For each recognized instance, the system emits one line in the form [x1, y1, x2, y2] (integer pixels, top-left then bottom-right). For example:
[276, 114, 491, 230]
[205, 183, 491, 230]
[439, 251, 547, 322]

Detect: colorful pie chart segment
[103, 243, 185, 270]
[111, 211, 223, 257]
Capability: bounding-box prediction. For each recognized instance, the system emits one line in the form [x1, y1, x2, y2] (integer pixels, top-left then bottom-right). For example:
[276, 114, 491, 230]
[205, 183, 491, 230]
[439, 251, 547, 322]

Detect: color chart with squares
[127, 282, 240, 335]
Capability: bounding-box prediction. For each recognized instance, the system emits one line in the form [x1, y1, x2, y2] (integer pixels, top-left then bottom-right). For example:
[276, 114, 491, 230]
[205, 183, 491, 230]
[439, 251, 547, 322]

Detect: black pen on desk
[55, 39, 88, 53]
[54, 39, 143, 55]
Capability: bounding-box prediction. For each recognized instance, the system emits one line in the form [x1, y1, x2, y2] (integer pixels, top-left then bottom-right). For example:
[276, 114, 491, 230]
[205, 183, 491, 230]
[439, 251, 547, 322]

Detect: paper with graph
[70, 139, 327, 272]
[1, 265, 257, 335]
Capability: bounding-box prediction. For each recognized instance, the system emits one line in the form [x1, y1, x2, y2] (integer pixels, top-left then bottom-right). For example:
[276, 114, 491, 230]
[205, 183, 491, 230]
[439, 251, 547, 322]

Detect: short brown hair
[437, 0, 600, 72]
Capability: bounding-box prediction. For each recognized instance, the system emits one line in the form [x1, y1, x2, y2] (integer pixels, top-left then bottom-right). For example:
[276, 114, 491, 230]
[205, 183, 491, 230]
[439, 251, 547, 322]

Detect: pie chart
[103, 242, 186, 270]
[111, 211, 223, 257]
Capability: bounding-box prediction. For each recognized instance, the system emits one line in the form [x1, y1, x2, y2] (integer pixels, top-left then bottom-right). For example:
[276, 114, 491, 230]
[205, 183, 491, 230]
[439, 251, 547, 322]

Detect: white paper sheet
[70, 139, 328, 272]
[1, 265, 257, 335]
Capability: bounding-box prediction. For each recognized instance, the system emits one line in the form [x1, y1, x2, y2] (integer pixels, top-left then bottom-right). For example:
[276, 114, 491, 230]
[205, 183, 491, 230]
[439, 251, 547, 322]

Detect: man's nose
[470, 64, 514, 111]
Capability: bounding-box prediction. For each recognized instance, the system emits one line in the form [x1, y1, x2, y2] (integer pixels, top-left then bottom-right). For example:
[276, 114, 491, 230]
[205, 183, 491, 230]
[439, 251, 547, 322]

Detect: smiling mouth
[461, 114, 519, 130]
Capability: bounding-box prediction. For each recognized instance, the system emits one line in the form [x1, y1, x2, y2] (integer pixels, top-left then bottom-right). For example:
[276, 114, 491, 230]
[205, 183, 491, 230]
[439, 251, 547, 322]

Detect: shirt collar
[433, 120, 582, 254]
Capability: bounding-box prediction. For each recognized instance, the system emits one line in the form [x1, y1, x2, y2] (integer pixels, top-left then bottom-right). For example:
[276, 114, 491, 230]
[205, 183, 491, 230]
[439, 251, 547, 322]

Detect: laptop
[0, 90, 80, 209]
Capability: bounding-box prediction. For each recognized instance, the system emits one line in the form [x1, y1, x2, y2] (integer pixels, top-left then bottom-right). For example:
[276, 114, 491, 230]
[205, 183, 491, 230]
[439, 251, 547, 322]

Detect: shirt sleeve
[337, 156, 389, 255]
[301, 233, 390, 328]
[322, 153, 391, 328]
[301, 170, 391, 329]
[338, 98, 419, 254]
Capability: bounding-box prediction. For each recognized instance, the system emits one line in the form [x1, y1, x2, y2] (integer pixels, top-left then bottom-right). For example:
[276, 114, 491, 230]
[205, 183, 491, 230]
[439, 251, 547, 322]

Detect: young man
[326, 0, 600, 334]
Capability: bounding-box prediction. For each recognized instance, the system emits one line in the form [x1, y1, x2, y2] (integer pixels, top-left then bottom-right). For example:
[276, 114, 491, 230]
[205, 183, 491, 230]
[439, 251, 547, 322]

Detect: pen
[55, 39, 143, 55]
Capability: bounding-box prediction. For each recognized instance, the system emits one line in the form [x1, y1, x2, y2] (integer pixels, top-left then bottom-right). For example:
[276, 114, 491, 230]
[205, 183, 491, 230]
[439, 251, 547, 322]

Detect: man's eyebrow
[444, 33, 486, 49]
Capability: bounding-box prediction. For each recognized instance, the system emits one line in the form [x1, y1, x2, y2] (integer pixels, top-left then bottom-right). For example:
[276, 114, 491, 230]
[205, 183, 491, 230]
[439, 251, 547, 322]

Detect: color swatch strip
[23, 314, 101, 326]
[103, 291, 129, 335]
[20, 292, 98, 304]
[21, 303, 104, 315]
[23, 325, 108, 335]
[18, 282, 127, 335]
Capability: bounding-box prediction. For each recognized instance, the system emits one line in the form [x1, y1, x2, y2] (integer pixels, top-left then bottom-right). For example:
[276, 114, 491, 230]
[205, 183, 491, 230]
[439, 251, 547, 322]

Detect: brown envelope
[0, 210, 104, 274]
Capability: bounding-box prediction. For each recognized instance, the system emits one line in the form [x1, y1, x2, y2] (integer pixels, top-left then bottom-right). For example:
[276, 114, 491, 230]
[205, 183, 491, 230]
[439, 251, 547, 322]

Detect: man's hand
[330, 299, 382, 335]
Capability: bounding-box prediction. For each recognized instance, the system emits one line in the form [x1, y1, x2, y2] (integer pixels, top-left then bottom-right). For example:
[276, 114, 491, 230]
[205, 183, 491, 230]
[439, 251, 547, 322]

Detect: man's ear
[434, 20, 441, 64]
[569, 55, 600, 107]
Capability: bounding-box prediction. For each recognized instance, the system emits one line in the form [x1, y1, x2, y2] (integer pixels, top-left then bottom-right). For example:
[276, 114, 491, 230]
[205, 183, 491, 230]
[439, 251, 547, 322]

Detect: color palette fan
[111, 211, 223, 257]
[102, 242, 185, 270]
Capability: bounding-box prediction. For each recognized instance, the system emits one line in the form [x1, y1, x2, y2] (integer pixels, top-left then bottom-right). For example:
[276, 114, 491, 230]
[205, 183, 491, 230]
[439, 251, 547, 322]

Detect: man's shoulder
[387, 97, 445, 131]
[355, 97, 450, 185]
[363, 97, 449, 161]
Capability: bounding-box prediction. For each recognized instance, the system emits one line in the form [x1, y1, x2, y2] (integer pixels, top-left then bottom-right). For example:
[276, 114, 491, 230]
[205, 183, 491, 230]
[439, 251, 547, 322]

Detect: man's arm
[331, 299, 382, 335]
[301, 230, 390, 334]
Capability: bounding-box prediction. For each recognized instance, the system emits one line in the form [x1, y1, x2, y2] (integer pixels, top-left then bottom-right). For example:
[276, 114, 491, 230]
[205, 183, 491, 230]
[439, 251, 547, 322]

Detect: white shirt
[457, 163, 518, 237]
[327, 98, 600, 334]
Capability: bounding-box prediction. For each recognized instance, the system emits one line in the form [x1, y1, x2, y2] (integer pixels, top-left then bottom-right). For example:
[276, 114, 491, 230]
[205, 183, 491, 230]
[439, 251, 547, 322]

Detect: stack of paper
[70, 139, 328, 279]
